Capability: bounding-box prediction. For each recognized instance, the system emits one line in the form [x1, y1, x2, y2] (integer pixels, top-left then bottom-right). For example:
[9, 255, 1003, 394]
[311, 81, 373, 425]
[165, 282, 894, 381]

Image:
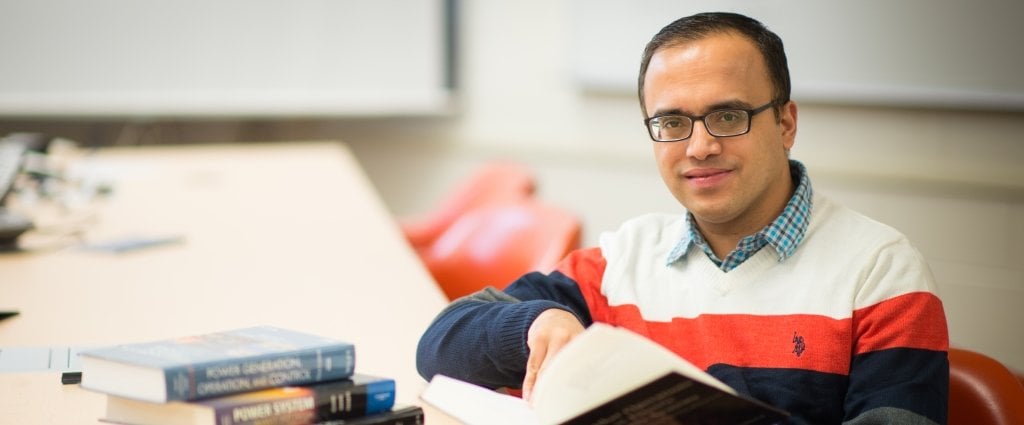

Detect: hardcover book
[81, 326, 355, 402]
[420, 323, 788, 425]
[102, 374, 395, 425]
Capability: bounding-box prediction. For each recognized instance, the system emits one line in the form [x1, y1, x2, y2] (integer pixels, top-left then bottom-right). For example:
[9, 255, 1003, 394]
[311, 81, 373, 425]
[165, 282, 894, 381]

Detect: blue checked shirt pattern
[666, 160, 813, 272]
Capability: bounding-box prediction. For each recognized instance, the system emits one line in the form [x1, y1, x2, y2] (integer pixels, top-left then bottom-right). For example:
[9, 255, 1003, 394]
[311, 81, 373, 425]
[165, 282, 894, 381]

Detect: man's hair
[637, 12, 791, 119]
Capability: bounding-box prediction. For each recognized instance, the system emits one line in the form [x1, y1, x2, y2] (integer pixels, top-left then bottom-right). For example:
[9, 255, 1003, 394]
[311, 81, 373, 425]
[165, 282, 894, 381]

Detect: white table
[0, 141, 448, 424]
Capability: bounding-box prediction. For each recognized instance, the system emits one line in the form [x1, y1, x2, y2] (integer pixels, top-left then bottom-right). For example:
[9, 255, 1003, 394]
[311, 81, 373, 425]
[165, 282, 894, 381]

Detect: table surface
[0, 141, 449, 424]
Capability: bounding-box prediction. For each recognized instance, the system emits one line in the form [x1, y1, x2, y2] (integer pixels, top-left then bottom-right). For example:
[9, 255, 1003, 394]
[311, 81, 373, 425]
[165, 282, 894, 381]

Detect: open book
[420, 323, 788, 425]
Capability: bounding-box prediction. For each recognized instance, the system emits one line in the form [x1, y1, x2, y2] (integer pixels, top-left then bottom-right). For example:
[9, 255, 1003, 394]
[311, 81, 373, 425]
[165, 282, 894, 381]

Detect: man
[417, 12, 948, 424]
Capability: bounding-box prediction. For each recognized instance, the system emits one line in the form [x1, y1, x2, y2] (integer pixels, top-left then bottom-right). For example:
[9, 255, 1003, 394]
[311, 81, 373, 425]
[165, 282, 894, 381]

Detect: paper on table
[0, 346, 87, 373]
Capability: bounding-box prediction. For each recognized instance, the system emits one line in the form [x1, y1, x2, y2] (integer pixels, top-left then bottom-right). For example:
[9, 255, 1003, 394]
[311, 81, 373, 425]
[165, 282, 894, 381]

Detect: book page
[531, 323, 736, 424]
[420, 375, 540, 425]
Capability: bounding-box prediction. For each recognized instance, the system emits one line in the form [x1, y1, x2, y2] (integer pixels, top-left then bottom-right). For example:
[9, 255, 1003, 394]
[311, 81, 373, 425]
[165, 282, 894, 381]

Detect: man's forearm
[415, 287, 569, 389]
[416, 271, 594, 389]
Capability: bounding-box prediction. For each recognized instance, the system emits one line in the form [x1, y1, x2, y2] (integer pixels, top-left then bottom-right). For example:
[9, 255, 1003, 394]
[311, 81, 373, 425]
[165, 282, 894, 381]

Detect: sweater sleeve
[415, 257, 598, 390]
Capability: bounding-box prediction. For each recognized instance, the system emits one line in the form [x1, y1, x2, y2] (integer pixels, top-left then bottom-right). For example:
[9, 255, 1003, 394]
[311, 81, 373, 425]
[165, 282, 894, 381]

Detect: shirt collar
[666, 160, 813, 266]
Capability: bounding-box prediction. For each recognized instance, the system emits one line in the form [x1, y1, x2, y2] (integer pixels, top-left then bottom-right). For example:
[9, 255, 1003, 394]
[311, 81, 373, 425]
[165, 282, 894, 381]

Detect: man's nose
[685, 121, 722, 160]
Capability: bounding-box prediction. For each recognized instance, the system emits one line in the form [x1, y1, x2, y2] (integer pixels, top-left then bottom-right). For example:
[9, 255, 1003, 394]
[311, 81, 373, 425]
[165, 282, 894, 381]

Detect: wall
[1, 0, 1022, 371]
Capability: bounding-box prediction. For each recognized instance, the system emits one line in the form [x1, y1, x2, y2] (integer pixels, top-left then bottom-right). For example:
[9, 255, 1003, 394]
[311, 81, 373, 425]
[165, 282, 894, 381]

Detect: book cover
[420, 323, 788, 425]
[81, 326, 355, 402]
[103, 374, 395, 425]
[316, 404, 424, 425]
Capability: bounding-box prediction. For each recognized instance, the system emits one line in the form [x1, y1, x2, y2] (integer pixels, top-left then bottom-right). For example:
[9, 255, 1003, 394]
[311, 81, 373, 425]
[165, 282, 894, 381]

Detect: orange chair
[399, 161, 535, 255]
[420, 200, 582, 300]
[948, 347, 1024, 425]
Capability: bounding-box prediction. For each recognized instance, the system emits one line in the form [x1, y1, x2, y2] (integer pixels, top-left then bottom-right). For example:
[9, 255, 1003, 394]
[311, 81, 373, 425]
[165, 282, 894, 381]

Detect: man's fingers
[522, 343, 547, 401]
[522, 368, 536, 401]
[525, 331, 576, 403]
[522, 309, 586, 402]
[536, 335, 570, 378]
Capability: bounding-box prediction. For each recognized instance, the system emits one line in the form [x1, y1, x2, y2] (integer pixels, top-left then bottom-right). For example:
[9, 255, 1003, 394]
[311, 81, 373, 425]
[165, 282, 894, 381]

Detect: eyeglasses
[644, 100, 777, 142]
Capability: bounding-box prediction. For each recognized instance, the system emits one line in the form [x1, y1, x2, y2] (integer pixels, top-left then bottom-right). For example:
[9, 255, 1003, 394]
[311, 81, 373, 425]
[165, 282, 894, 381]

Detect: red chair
[420, 200, 581, 300]
[948, 347, 1024, 425]
[399, 161, 535, 256]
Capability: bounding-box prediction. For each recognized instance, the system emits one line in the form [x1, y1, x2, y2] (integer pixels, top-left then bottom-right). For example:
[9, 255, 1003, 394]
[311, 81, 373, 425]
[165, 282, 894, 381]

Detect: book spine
[213, 378, 396, 425]
[165, 344, 356, 401]
[316, 378, 396, 421]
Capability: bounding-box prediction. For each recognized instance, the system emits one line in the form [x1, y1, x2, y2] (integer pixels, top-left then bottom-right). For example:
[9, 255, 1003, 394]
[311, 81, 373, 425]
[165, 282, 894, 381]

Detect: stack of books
[78, 326, 423, 425]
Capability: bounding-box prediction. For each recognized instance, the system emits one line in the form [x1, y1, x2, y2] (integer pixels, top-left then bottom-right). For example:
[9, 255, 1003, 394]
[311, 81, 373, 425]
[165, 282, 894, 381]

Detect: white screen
[571, 0, 1024, 110]
[0, 0, 451, 117]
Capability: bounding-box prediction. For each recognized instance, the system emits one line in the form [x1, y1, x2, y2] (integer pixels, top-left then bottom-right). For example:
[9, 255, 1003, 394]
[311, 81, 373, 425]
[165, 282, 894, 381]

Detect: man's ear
[779, 100, 798, 150]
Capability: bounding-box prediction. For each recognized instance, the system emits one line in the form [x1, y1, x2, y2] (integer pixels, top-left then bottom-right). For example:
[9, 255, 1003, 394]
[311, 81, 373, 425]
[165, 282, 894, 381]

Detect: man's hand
[522, 308, 585, 402]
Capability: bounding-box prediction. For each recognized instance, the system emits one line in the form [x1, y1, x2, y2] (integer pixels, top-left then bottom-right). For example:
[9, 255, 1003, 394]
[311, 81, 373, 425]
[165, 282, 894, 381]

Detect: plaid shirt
[666, 160, 813, 272]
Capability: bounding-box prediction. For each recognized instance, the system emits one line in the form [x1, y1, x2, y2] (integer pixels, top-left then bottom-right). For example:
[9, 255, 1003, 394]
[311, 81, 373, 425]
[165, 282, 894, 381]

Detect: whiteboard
[0, 0, 451, 117]
[571, 0, 1024, 111]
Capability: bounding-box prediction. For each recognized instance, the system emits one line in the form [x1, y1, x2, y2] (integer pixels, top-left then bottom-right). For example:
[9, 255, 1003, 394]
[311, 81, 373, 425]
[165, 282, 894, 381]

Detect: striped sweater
[417, 194, 949, 424]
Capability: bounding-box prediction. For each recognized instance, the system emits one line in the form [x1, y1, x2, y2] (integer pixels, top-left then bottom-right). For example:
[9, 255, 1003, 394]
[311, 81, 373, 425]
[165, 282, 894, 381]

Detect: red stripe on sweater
[556, 247, 611, 312]
[599, 305, 855, 375]
[852, 291, 948, 354]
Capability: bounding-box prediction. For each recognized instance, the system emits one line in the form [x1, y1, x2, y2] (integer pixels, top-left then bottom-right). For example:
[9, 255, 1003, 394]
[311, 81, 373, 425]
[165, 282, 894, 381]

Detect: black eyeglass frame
[644, 100, 779, 142]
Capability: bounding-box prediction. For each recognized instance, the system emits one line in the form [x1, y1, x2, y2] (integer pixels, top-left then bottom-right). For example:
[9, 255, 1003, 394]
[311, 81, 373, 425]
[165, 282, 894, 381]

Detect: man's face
[642, 31, 797, 233]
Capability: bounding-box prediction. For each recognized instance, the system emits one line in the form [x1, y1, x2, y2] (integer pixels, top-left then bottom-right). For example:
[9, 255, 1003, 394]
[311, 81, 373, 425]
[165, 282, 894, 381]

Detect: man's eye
[719, 111, 741, 122]
[661, 118, 683, 128]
